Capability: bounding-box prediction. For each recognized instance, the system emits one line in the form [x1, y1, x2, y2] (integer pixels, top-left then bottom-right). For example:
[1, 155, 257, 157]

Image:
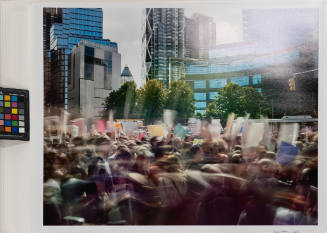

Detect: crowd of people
[43, 117, 318, 225]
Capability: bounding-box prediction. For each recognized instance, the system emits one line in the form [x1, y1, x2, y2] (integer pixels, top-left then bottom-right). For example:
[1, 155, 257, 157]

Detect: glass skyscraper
[184, 13, 216, 60]
[45, 8, 117, 110]
[185, 35, 318, 117]
[145, 8, 185, 88]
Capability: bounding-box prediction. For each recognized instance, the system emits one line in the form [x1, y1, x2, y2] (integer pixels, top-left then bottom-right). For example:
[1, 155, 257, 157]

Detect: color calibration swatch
[0, 88, 29, 141]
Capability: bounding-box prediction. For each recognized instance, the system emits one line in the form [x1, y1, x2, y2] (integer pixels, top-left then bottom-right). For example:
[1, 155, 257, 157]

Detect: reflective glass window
[195, 102, 206, 109]
[194, 80, 206, 89]
[209, 79, 227, 88]
[209, 92, 219, 100]
[231, 76, 249, 86]
[252, 74, 262, 85]
[194, 93, 206, 101]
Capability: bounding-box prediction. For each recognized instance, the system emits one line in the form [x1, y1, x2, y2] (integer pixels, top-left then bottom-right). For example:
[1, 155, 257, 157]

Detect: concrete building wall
[94, 64, 105, 88]
[80, 79, 95, 118]
[112, 52, 122, 91]
[69, 40, 121, 118]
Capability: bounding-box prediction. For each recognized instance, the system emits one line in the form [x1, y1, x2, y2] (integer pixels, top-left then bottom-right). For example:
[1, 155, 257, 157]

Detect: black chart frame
[0, 87, 30, 141]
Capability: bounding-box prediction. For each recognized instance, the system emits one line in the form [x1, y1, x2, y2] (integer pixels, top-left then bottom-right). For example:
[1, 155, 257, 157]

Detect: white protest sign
[261, 118, 273, 148]
[188, 118, 201, 135]
[278, 123, 299, 145]
[163, 109, 177, 129]
[121, 121, 138, 134]
[224, 113, 235, 138]
[71, 125, 79, 138]
[231, 117, 245, 140]
[209, 119, 222, 140]
[244, 122, 265, 148]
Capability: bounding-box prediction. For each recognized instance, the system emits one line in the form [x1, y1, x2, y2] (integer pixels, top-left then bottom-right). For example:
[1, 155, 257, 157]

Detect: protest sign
[231, 117, 244, 140]
[114, 122, 123, 131]
[278, 123, 299, 144]
[94, 120, 107, 134]
[163, 109, 177, 129]
[174, 123, 189, 139]
[277, 141, 299, 166]
[72, 118, 86, 136]
[225, 113, 235, 137]
[121, 121, 138, 134]
[261, 118, 273, 148]
[147, 125, 165, 137]
[209, 119, 222, 140]
[240, 113, 250, 135]
[188, 118, 201, 135]
[71, 125, 79, 138]
[243, 122, 265, 148]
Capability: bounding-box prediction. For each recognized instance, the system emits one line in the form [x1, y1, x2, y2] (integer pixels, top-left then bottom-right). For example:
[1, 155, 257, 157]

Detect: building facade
[43, 8, 61, 109]
[69, 40, 121, 118]
[186, 36, 318, 117]
[184, 13, 216, 60]
[44, 8, 117, 110]
[144, 8, 185, 88]
[121, 65, 133, 85]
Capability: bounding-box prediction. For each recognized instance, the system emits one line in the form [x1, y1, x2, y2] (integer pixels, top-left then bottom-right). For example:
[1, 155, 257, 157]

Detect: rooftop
[121, 65, 133, 77]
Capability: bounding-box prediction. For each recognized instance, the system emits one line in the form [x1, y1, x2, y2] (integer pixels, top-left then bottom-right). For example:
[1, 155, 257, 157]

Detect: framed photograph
[0, 0, 326, 233]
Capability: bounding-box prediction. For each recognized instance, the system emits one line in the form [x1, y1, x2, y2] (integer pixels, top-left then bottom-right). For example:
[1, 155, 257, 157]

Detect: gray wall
[69, 41, 121, 118]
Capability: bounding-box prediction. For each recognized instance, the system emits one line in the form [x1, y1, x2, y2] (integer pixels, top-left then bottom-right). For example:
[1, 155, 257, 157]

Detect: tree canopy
[104, 81, 139, 119]
[165, 80, 195, 123]
[138, 79, 165, 124]
[205, 83, 270, 120]
[103, 79, 196, 123]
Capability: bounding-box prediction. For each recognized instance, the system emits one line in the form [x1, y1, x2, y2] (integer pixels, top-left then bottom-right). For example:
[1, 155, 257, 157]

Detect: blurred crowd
[43, 118, 318, 225]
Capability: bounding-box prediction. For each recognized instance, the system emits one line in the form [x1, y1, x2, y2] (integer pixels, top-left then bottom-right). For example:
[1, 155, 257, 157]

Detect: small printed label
[274, 231, 300, 233]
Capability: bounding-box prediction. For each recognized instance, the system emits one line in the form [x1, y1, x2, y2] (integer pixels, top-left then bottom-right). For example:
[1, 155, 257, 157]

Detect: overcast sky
[103, 9, 144, 87]
[103, 8, 243, 87]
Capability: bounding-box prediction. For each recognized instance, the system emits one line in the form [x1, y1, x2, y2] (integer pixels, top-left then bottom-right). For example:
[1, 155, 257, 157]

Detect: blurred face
[97, 142, 112, 157]
[258, 161, 275, 177]
[52, 158, 68, 179]
[151, 137, 160, 148]
[136, 156, 150, 172]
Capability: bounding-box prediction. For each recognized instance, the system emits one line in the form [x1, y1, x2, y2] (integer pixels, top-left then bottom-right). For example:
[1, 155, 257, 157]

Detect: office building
[186, 35, 318, 117]
[69, 40, 121, 118]
[185, 13, 216, 60]
[144, 8, 185, 88]
[141, 8, 148, 86]
[44, 8, 118, 110]
[43, 8, 61, 108]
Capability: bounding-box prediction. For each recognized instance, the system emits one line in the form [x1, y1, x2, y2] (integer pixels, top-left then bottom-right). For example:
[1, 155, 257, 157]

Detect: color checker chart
[0, 88, 29, 141]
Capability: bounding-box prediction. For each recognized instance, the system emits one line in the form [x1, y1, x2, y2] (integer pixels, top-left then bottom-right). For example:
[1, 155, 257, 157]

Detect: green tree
[205, 83, 270, 120]
[165, 80, 195, 123]
[138, 79, 165, 124]
[104, 81, 139, 119]
[195, 112, 203, 119]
